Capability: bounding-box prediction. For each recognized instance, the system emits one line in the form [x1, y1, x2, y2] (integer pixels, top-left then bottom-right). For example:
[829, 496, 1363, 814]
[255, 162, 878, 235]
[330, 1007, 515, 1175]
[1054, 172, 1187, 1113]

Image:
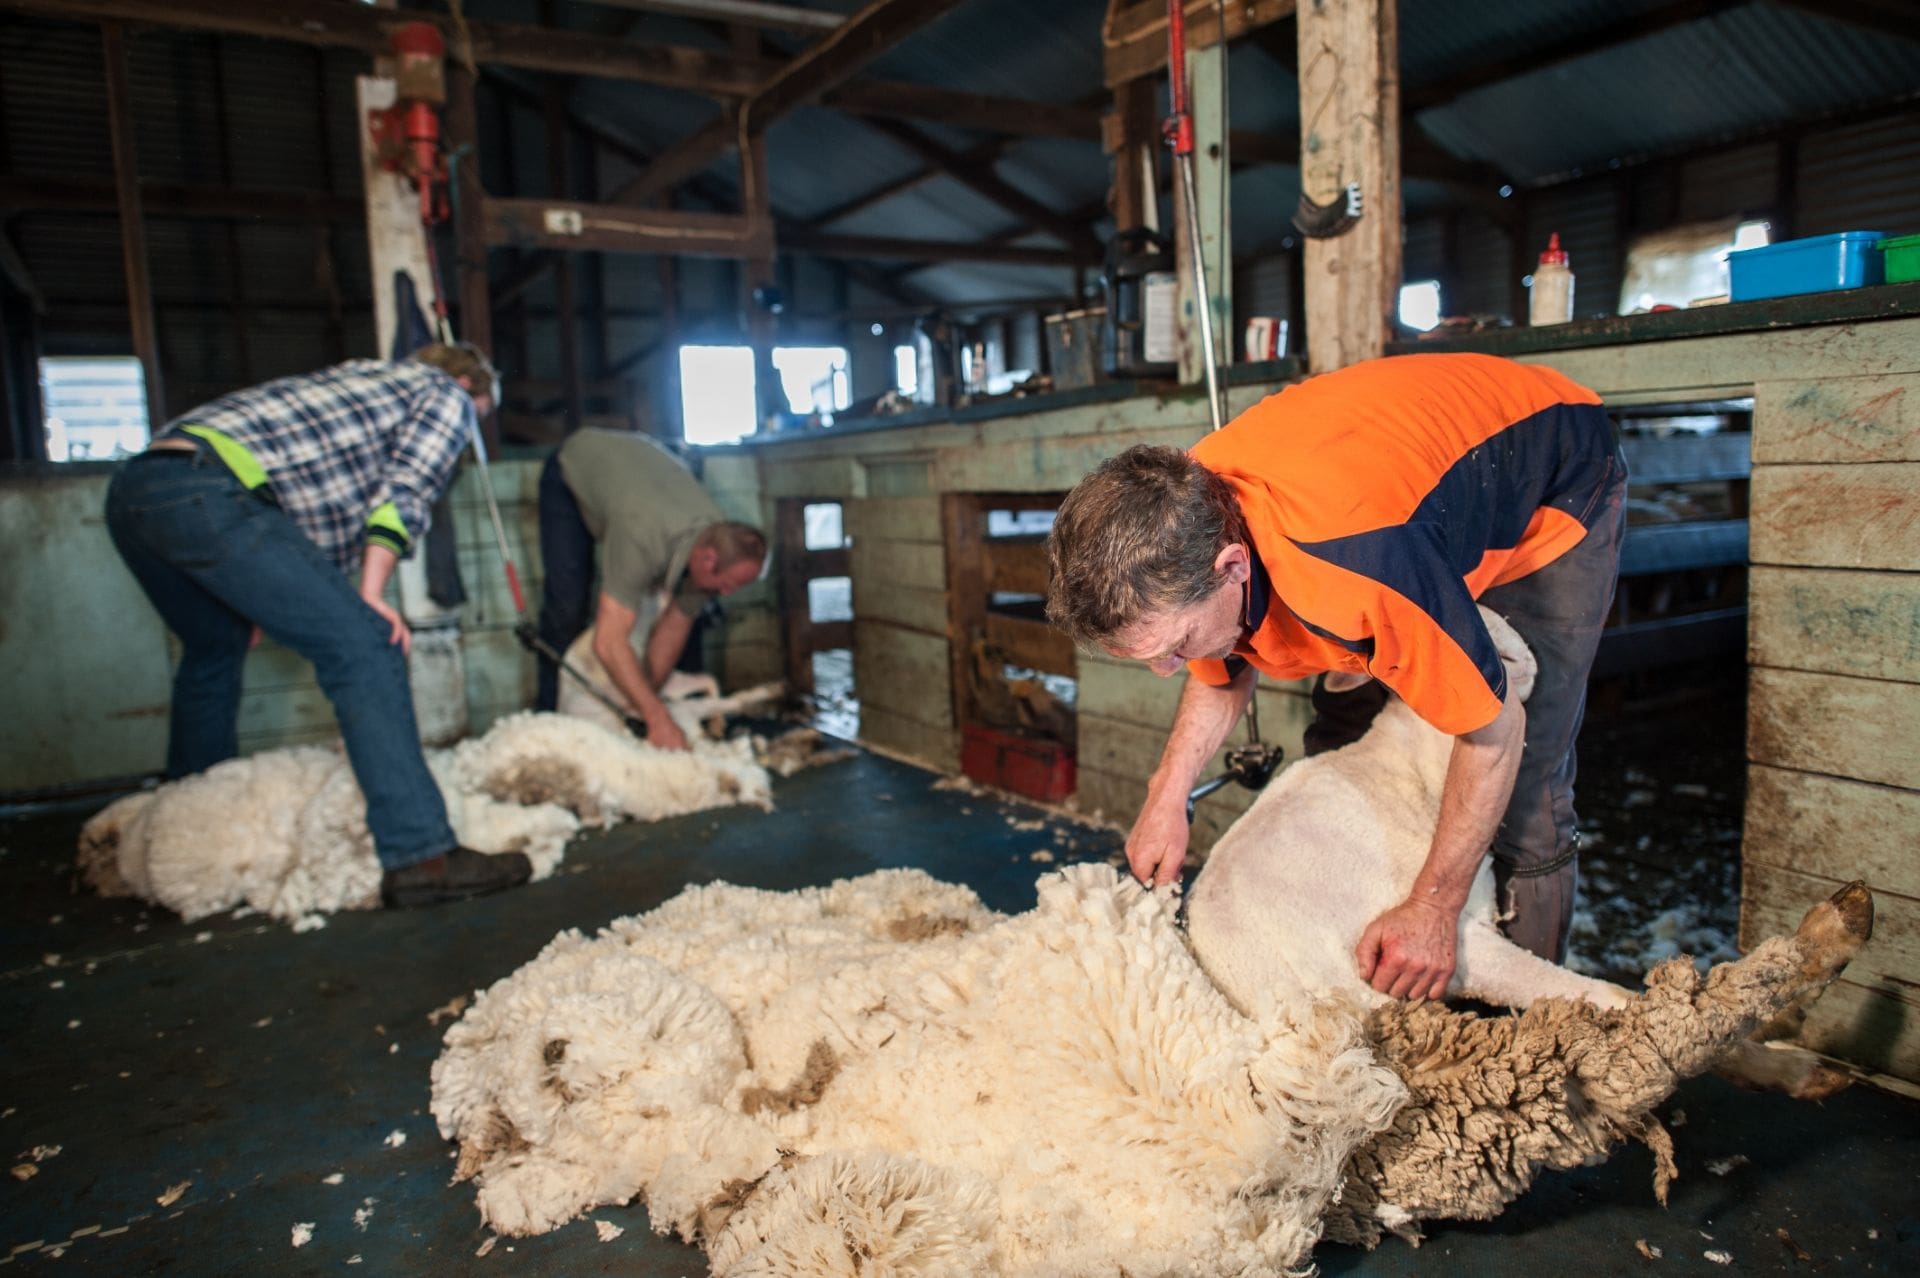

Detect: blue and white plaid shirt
[168, 360, 473, 573]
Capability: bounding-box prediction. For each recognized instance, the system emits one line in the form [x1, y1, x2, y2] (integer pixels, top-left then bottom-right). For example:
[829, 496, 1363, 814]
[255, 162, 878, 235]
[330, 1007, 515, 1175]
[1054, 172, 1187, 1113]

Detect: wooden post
[1297, 0, 1401, 372]
[446, 58, 495, 444]
[545, 81, 583, 431]
[741, 127, 779, 433]
[656, 190, 681, 441]
[1106, 76, 1157, 235]
[1174, 40, 1231, 391]
[101, 23, 164, 429]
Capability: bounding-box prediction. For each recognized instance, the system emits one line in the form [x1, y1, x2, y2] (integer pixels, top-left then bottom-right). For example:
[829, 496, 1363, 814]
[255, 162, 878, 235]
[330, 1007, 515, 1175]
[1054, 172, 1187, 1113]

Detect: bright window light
[771, 346, 850, 420]
[893, 344, 918, 397]
[40, 356, 150, 461]
[1398, 280, 1443, 332]
[1619, 218, 1772, 312]
[1730, 219, 1772, 252]
[678, 344, 758, 445]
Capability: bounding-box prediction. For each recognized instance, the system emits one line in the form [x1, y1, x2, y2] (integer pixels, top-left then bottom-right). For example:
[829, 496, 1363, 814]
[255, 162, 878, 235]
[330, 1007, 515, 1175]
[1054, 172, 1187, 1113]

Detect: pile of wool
[77, 711, 772, 925]
[431, 864, 1406, 1274]
[430, 860, 1870, 1275]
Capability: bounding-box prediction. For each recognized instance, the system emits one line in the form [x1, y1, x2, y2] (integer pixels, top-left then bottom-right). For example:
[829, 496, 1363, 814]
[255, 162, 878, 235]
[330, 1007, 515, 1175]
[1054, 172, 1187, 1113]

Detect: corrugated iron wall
[1409, 106, 1920, 325]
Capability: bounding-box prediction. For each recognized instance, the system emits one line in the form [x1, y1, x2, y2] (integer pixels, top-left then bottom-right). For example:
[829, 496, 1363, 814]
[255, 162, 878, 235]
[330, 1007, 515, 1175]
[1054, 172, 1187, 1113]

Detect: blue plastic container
[1728, 231, 1885, 302]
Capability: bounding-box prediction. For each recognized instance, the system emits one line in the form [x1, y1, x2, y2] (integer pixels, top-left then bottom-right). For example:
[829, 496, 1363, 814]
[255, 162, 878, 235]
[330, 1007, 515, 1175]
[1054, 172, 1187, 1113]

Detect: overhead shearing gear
[1161, 0, 1285, 818]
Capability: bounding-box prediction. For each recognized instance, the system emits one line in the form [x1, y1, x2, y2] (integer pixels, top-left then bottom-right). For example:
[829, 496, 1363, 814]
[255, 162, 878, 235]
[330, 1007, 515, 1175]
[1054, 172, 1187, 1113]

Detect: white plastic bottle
[1529, 233, 1575, 326]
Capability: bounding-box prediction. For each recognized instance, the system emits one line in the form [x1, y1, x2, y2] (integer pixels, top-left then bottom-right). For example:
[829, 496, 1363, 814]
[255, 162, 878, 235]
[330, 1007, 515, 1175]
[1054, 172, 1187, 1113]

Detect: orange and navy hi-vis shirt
[1187, 353, 1621, 736]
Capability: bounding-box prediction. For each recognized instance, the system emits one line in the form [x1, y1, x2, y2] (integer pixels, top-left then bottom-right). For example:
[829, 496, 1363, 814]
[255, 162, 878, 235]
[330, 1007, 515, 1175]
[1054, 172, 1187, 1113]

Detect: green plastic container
[1882, 233, 1920, 285]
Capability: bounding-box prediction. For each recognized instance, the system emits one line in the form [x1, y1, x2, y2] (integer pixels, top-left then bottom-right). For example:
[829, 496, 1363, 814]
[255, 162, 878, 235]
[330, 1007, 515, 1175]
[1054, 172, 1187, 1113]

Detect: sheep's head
[1477, 607, 1537, 703]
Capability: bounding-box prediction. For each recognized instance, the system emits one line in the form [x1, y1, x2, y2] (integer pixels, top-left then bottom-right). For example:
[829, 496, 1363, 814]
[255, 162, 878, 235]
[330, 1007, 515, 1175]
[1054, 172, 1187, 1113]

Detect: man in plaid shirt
[104, 344, 532, 908]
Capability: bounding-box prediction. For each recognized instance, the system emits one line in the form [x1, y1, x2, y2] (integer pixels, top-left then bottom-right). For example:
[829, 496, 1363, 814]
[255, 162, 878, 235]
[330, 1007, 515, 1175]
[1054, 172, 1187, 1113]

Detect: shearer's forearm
[1415, 687, 1525, 911]
[1146, 665, 1257, 803]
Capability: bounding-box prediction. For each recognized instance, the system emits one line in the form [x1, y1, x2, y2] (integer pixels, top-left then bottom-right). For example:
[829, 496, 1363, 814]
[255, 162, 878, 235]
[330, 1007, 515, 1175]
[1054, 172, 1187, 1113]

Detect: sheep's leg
[1454, 920, 1633, 1010]
[1329, 882, 1874, 1246]
[1577, 880, 1872, 1112]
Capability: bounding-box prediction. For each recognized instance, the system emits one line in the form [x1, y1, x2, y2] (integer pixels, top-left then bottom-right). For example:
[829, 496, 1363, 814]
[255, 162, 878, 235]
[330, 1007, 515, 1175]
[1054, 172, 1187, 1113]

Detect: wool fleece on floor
[429, 862, 1870, 1276]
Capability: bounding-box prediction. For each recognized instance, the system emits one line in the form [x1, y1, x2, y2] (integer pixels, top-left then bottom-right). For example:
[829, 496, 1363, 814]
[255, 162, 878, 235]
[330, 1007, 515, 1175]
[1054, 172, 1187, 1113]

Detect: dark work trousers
[534, 450, 597, 712]
[1301, 458, 1628, 963]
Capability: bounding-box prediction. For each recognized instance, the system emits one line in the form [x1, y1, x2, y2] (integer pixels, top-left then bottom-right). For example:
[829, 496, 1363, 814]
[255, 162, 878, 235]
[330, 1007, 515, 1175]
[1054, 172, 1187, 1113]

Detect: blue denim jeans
[104, 447, 456, 870]
[1303, 452, 1628, 963]
[534, 449, 597, 712]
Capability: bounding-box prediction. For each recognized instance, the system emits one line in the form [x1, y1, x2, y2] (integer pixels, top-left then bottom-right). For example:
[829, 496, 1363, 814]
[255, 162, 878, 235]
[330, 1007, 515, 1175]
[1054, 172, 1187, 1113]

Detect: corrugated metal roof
[6, 0, 1918, 380]
[1415, 2, 1920, 184]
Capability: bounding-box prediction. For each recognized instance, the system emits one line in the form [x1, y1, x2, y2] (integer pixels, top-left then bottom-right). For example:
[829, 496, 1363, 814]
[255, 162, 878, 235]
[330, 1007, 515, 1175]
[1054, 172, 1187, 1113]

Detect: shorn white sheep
[78, 711, 772, 925]
[1188, 608, 1632, 1021]
[554, 623, 787, 740]
[429, 863, 1870, 1274]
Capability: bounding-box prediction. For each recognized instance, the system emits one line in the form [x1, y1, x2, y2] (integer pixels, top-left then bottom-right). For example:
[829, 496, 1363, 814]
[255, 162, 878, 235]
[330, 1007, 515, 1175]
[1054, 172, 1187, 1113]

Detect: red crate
[960, 723, 1075, 804]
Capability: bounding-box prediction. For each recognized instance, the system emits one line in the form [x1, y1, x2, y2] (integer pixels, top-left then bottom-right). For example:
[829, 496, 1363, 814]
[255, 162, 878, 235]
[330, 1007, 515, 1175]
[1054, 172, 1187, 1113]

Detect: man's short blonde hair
[1046, 445, 1247, 646]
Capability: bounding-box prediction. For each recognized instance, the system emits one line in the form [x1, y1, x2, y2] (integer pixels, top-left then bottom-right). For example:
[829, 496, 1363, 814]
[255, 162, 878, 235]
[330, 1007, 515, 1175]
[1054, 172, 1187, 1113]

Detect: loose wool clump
[433, 865, 1408, 1274]
[78, 711, 772, 924]
[429, 864, 1869, 1274]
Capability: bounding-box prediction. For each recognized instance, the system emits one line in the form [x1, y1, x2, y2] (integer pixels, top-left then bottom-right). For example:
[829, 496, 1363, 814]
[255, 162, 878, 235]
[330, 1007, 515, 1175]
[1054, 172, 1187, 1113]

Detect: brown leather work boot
[381, 847, 533, 909]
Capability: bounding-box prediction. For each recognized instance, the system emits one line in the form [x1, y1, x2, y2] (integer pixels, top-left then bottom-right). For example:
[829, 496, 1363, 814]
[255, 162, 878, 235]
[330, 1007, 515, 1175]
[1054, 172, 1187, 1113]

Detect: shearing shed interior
[2, 0, 1919, 1272]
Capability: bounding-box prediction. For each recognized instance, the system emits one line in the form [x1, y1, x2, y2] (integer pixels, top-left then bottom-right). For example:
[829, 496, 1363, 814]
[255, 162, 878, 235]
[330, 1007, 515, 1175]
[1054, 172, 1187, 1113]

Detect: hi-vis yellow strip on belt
[179, 424, 269, 491]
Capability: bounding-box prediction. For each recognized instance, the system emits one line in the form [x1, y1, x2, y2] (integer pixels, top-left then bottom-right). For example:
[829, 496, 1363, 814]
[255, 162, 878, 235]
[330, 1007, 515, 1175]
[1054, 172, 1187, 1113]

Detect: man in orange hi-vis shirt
[1045, 353, 1627, 1000]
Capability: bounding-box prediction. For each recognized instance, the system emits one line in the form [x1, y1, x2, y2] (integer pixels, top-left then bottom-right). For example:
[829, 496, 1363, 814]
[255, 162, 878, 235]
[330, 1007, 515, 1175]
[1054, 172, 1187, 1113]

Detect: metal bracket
[1292, 182, 1364, 239]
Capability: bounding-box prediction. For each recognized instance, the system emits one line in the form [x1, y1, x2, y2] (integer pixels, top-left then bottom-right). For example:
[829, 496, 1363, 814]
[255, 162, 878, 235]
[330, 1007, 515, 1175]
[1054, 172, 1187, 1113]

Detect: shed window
[41, 357, 149, 461]
[1398, 280, 1443, 332]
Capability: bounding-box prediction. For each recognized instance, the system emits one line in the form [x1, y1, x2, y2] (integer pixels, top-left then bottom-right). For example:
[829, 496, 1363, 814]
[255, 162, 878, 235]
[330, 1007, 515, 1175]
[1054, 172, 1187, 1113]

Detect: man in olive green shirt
[536, 429, 766, 749]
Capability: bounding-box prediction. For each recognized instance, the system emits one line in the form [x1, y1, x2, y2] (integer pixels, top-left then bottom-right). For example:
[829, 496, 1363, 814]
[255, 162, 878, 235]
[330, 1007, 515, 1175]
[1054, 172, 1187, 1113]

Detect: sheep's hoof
[1792, 881, 1874, 984]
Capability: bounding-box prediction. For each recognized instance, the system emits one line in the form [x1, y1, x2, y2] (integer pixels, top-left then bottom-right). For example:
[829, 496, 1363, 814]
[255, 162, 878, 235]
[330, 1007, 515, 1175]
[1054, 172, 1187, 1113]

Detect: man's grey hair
[1045, 444, 1246, 646]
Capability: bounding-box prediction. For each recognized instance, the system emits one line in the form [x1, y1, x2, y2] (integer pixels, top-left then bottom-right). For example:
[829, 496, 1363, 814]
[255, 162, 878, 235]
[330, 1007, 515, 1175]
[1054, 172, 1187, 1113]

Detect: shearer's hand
[1126, 791, 1192, 887]
[364, 596, 413, 657]
[644, 711, 690, 753]
[1356, 897, 1459, 1000]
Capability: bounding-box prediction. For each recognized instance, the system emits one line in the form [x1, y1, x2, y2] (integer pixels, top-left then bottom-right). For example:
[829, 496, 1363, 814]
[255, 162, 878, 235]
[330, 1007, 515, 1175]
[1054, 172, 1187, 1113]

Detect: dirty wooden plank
[760, 455, 865, 500]
[716, 640, 782, 689]
[699, 451, 761, 494]
[984, 612, 1075, 676]
[856, 583, 947, 635]
[1741, 862, 1919, 1022]
[1744, 764, 1920, 901]
[1521, 315, 1920, 403]
[862, 457, 934, 497]
[934, 425, 1204, 493]
[1749, 463, 1920, 570]
[1753, 373, 1920, 466]
[943, 493, 989, 731]
[855, 622, 953, 729]
[1078, 710, 1306, 794]
[1079, 661, 1313, 734]
[851, 538, 946, 592]
[463, 625, 536, 730]
[1747, 667, 1920, 791]
[1749, 566, 1920, 685]
[986, 538, 1050, 594]
[1073, 761, 1253, 856]
[1783, 977, 1920, 1083]
[844, 495, 942, 544]
[859, 704, 960, 772]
